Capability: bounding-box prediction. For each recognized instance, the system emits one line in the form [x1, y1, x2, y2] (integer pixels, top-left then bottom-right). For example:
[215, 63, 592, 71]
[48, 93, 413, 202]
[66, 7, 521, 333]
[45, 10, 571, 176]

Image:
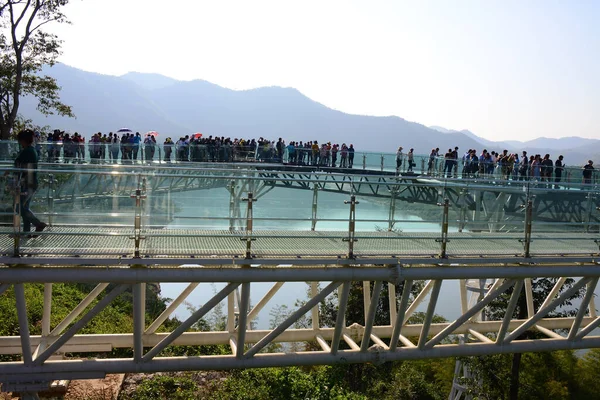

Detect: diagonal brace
[504, 277, 590, 343]
[34, 284, 130, 366]
[425, 279, 515, 349]
[143, 282, 239, 361]
[245, 281, 341, 358]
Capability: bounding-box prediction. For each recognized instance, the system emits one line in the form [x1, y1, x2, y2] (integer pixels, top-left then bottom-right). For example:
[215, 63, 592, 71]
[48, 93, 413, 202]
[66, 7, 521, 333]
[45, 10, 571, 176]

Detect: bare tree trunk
[0, 123, 11, 140]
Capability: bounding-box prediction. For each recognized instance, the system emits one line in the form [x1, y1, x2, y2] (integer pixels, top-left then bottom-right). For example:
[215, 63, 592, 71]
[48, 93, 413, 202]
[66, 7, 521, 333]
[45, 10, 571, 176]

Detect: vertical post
[42, 283, 52, 337]
[242, 192, 257, 259]
[361, 281, 382, 351]
[362, 281, 371, 321]
[12, 176, 21, 257]
[458, 189, 467, 232]
[133, 282, 146, 362]
[362, 154, 366, 170]
[236, 282, 250, 358]
[388, 186, 398, 231]
[438, 198, 450, 258]
[421, 158, 425, 174]
[388, 282, 397, 327]
[331, 282, 351, 355]
[227, 292, 235, 333]
[585, 193, 595, 233]
[343, 195, 359, 259]
[522, 199, 533, 257]
[311, 184, 319, 231]
[130, 188, 146, 258]
[47, 174, 55, 226]
[380, 154, 384, 172]
[311, 282, 319, 330]
[228, 180, 237, 231]
[14, 284, 33, 365]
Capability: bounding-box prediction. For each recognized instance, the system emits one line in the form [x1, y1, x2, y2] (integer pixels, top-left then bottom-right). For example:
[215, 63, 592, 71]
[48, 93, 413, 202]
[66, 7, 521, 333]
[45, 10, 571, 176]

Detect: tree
[0, 0, 74, 143]
[463, 278, 585, 399]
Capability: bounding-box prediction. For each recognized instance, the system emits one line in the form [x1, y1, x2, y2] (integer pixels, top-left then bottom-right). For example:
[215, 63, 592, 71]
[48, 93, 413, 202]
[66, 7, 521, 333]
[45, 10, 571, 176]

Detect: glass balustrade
[1, 162, 599, 259]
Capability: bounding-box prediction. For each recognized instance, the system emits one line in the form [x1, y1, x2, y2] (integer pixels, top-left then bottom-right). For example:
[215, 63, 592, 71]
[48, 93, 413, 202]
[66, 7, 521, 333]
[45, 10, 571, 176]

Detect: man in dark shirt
[554, 155, 564, 189]
[583, 160, 594, 185]
[348, 144, 355, 168]
[13, 130, 47, 237]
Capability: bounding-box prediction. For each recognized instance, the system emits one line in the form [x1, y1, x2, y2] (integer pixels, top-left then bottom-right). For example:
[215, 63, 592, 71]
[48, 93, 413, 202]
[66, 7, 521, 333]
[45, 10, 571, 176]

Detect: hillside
[16, 64, 600, 163]
[19, 64, 481, 153]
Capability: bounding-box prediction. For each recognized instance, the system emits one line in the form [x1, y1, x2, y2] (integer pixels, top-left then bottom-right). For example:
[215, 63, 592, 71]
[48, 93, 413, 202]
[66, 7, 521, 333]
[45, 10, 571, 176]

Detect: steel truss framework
[0, 258, 599, 398]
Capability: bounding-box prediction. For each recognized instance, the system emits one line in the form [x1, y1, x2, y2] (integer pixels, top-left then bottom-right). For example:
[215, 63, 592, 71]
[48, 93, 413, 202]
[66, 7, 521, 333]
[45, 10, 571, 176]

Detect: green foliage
[121, 375, 199, 400]
[0, 0, 74, 140]
[208, 367, 367, 400]
[462, 350, 600, 399]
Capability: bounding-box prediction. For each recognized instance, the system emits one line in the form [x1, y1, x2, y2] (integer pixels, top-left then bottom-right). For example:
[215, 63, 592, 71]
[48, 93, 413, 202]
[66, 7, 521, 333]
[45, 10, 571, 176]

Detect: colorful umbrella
[192, 133, 203, 139]
[145, 131, 159, 137]
[117, 128, 132, 133]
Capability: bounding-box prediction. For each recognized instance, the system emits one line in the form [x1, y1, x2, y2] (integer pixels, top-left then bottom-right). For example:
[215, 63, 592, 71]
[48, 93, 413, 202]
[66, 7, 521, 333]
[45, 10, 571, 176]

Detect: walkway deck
[2, 227, 598, 259]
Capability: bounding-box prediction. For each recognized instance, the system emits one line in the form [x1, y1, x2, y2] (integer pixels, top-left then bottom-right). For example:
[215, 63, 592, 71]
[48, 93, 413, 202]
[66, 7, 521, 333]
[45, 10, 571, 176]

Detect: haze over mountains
[19, 64, 599, 164]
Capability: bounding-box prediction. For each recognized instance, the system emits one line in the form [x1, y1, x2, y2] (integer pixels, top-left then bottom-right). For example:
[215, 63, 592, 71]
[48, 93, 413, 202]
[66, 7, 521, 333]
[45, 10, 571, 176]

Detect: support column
[388, 186, 398, 231]
[311, 184, 319, 231]
[438, 198, 450, 258]
[343, 195, 359, 259]
[133, 282, 146, 362]
[241, 193, 257, 259]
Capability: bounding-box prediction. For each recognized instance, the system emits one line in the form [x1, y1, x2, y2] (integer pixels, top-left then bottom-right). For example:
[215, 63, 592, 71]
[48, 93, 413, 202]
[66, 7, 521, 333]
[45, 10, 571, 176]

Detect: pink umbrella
[192, 133, 203, 139]
[145, 131, 159, 137]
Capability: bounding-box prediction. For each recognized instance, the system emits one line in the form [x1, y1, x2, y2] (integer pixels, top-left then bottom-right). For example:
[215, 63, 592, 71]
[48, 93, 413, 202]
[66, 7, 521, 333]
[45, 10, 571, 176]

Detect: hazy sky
[49, 0, 599, 141]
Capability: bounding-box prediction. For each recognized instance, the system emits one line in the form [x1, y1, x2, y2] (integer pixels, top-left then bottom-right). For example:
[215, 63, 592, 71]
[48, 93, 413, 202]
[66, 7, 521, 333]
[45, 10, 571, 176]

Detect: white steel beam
[524, 278, 535, 318]
[236, 282, 251, 358]
[425, 279, 515, 349]
[245, 281, 341, 358]
[568, 277, 599, 340]
[504, 277, 590, 343]
[539, 277, 568, 311]
[35, 284, 130, 366]
[315, 335, 331, 352]
[390, 279, 413, 351]
[388, 283, 397, 326]
[133, 283, 146, 362]
[50, 283, 110, 336]
[418, 280, 442, 349]
[497, 279, 524, 343]
[145, 282, 200, 334]
[331, 282, 351, 355]
[247, 282, 284, 323]
[361, 281, 383, 351]
[142, 283, 239, 362]
[14, 284, 33, 366]
[2, 264, 600, 284]
[5, 337, 600, 378]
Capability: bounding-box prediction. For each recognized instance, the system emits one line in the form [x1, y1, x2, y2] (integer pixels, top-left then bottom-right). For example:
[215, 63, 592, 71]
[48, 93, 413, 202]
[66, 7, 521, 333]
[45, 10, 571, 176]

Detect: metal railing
[1, 163, 600, 260]
[1, 140, 597, 185]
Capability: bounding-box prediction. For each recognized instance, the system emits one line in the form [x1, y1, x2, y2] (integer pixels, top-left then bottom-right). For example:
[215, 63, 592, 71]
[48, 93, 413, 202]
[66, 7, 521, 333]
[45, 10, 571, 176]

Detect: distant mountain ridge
[17, 64, 600, 165]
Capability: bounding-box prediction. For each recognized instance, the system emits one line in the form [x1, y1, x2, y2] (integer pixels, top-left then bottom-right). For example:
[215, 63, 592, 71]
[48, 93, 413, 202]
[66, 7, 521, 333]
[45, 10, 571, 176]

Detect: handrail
[1, 162, 599, 259]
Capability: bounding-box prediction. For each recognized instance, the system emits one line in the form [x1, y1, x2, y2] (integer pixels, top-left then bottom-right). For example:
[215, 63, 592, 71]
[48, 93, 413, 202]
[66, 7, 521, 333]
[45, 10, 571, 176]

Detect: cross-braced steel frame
[0, 258, 599, 398]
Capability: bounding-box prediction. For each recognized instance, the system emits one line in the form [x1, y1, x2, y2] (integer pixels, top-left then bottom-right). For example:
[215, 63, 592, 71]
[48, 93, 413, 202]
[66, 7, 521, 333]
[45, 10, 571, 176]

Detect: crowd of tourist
[19, 130, 597, 185]
[395, 146, 595, 186]
[32, 130, 358, 166]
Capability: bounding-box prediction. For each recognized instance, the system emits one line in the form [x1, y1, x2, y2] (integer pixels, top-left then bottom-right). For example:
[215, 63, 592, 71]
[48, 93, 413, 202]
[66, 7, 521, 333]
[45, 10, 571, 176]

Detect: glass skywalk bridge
[1, 163, 600, 399]
[1, 163, 600, 261]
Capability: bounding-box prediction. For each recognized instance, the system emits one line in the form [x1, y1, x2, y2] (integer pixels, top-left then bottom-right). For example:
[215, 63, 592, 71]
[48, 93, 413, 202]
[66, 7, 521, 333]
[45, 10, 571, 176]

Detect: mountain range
[18, 64, 599, 164]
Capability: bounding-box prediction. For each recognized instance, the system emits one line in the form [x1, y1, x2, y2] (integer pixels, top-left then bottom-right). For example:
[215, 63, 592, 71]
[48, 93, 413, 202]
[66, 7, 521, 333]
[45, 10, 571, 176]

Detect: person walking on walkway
[11, 130, 47, 237]
[407, 148, 415, 172]
[396, 146, 404, 173]
[583, 160, 594, 185]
